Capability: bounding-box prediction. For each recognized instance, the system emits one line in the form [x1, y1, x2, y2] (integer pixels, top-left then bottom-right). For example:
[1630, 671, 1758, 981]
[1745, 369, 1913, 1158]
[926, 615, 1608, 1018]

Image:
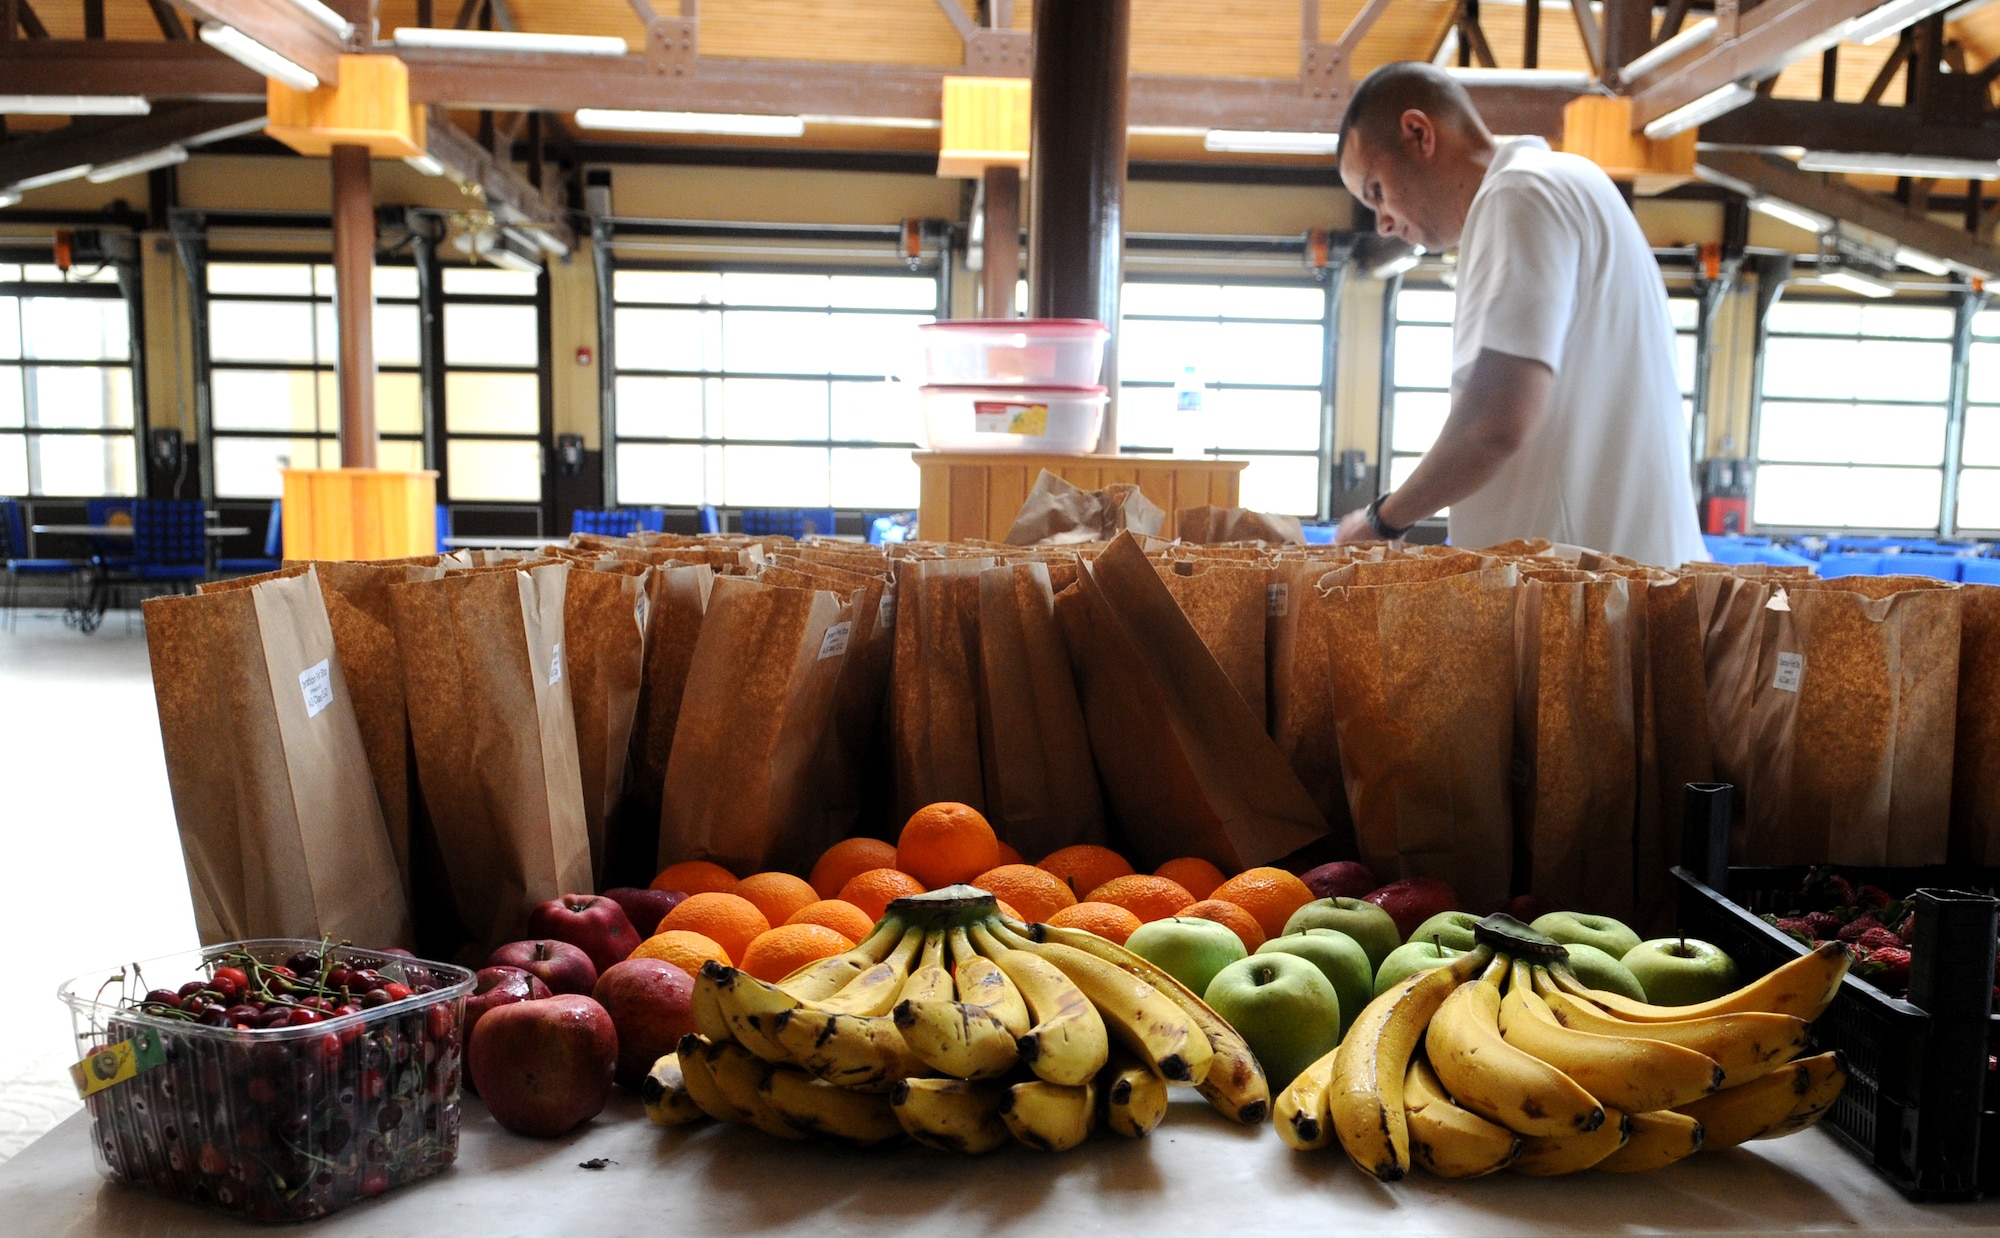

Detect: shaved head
[1336, 61, 1499, 252]
[1337, 62, 1488, 177]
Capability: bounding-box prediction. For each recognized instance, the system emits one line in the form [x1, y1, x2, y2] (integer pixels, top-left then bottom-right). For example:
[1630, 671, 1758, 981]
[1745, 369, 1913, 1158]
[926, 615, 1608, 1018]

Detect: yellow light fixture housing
[938, 76, 1029, 179]
[266, 54, 426, 160]
[1560, 95, 1695, 195]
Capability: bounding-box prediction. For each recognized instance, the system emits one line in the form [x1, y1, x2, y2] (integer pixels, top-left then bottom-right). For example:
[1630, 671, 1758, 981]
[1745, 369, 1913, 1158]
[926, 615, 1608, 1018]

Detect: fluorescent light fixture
[1642, 81, 1754, 139]
[474, 229, 543, 275]
[189, 116, 271, 147]
[573, 108, 806, 137]
[199, 23, 320, 91]
[1203, 129, 1341, 155]
[1442, 67, 1594, 90]
[0, 192, 20, 209]
[12, 164, 93, 191]
[1819, 266, 1895, 298]
[391, 28, 628, 56]
[403, 152, 445, 177]
[0, 95, 150, 116]
[1751, 197, 1830, 233]
[1896, 246, 1953, 277]
[1849, 0, 1960, 44]
[482, 243, 541, 275]
[1797, 150, 2000, 180]
[526, 229, 570, 258]
[286, 0, 353, 40]
[85, 144, 189, 183]
[1620, 17, 1719, 80]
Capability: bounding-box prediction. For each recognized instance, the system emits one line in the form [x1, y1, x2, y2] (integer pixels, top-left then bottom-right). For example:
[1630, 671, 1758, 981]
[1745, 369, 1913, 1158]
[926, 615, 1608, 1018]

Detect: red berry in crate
[1772, 917, 1816, 944]
[143, 988, 182, 1009]
[1805, 912, 1844, 940]
[527, 894, 642, 976]
[1838, 914, 1885, 943]
[1858, 946, 1912, 992]
[1855, 926, 1904, 953]
[1857, 884, 1893, 911]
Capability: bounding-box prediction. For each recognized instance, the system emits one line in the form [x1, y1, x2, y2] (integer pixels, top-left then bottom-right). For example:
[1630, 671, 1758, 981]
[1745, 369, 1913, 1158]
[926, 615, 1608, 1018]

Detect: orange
[1210, 867, 1315, 940]
[629, 929, 730, 974]
[809, 837, 899, 900]
[838, 868, 927, 921]
[970, 864, 1078, 924]
[1045, 901, 1143, 946]
[996, 899, 1023, 922]
[739, 924, 855, 984]
[1086, 875, 1196, 924]
[650, 860, 740, 896]
[736, 872, 820, 928]
[1037, 845, 1135, 902]
[658, 892, 770, 966]
[994, 839, 1024, 866]
[896, 802, 1000, 890]
[786, 899, 877, 942]
[1154, 857, 1227, 901]
[1181, 900, 1267, 953]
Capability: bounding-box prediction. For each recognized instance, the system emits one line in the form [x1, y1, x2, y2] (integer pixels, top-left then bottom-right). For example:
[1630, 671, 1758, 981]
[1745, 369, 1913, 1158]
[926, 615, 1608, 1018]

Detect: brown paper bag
[1267, 557, 1360, 829]
[658, 576, 853, 874]
[391, 564, 591, 956]
[1175, 505, 1305, 546]
[564, 565, 651, 884]
[628, 562, 716, 811]
[1054, 533, 1326, 871]
[1320, 558, 1518, 913]
[891, 556, 994, 818]
[1726, 575, 1961, 866]
[1005, 470, 1165, 545]
[1156, 560, 1270, 724]
[147, 566, 413, 948]
[1512, 569, 1636, 920]
[1951, 585, 2000, 864]
[976, 561, 1106, 858]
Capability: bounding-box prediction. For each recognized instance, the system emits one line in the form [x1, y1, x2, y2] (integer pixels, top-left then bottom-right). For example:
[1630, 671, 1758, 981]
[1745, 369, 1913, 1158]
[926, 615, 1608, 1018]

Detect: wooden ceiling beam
[1697, 98, 2000, 158]
[167, 0, 350, 83]
[1698, 147, 2000, 277]
[419, 105, 573, 249]
[0, 99, 263, 192]
[0, 40, 262, 96]
[1628, 0, 1885, 129]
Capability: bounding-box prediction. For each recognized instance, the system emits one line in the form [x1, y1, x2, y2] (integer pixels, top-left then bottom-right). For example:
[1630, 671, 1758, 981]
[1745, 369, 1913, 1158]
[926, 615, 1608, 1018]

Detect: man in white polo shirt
[1332, 62, 1707, 567]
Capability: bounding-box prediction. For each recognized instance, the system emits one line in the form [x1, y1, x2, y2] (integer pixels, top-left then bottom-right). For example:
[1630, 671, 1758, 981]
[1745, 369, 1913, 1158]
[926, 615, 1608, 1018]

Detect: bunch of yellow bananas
[1278, 919, 1850, 1181]
[641, 885, 1268, 1151]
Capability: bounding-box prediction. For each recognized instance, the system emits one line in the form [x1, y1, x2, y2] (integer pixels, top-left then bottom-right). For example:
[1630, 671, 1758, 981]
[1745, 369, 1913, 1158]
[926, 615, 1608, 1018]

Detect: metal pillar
[1027, 0, 1129, 454]
[331, 143, 378, 468]
[1941, 290, 1988, 537]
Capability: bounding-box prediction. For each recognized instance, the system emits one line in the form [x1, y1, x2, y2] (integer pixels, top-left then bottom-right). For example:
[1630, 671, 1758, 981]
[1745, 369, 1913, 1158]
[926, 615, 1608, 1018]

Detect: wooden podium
[281, 468, 439, 561]
[914, 452, 1248, 543]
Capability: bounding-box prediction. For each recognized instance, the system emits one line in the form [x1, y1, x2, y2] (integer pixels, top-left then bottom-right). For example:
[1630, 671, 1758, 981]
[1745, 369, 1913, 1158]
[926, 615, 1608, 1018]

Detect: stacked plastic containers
[916, 319, 1110, 453]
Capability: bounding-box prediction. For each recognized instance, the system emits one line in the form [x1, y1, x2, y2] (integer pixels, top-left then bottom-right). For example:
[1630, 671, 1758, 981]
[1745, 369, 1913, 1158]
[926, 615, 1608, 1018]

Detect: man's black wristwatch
[1365, 494, 1412, 541]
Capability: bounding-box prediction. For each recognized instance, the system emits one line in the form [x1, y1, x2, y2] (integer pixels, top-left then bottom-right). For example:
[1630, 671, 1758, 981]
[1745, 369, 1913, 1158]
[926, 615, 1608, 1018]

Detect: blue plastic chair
[436, 505, 451, 553]
[1817, 552, 1882, 579]
[698, 505, 720, 535]
[741, 508, 838, 538]
[2, 497, 83, 629]
[1886, 555, 1962, 582]
[1962, 559, 2000, 586]
[131, 500, 208, 590]
[85, 497, 135, 572]
[571, 508, 645, 537]
[218, 499, 283, 574]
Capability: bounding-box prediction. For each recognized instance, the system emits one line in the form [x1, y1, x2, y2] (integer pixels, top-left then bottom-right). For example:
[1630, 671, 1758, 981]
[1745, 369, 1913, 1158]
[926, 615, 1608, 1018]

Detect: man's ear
[1399, 108, 1437, 159]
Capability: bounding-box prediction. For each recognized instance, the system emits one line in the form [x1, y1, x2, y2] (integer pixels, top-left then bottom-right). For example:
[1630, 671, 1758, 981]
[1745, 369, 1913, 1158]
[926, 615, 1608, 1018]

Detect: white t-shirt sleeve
[1452, 174, 1579, 377]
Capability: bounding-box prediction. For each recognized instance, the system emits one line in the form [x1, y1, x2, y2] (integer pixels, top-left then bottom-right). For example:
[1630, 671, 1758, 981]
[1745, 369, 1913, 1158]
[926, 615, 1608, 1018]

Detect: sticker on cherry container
[974, 401, 1049, 435]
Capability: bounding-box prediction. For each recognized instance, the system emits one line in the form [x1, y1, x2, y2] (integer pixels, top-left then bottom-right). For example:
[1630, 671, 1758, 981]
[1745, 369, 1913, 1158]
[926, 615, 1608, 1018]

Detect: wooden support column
[1028, 0, 1128, 454]
[331, 143, 377, 468]
[982, 163, 1020, 318]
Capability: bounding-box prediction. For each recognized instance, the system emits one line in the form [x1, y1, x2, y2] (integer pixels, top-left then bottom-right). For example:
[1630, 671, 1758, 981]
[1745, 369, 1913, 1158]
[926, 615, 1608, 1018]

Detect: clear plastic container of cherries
[58, 939, 474, 1223]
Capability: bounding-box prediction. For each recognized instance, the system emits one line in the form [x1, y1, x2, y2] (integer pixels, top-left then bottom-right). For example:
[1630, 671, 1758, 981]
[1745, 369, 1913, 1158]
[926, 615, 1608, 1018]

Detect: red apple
[592, 958, 698, 1089]
[527, 894, 641, 975]
[1503, 893, 1567, 923]
[469, 995, 617, 1137]
[600, 887, 686, 938]
[465, 966, 551, 1053]
[1364, 878, 1462, 941]
[1300, 861, 1378, 902]
[487, 939, 598, 997]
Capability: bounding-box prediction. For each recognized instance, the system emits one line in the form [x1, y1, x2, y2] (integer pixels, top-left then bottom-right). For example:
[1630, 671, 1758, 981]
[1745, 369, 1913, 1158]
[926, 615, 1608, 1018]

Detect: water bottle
[1172, 364, 1208, 458]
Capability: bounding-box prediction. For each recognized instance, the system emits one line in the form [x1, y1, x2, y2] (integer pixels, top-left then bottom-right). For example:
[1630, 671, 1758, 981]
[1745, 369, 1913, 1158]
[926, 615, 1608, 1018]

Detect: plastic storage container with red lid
[917, 318, 1109, 388]
[920, 384, 1107, 453]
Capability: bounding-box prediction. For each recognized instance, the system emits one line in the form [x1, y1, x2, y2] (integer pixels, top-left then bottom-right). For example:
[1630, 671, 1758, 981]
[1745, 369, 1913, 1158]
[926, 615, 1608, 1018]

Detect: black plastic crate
[1671, 787, 2000, 1200]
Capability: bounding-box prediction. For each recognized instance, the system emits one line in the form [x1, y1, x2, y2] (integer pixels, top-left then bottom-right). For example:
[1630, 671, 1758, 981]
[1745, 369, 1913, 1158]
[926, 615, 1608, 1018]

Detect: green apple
[1126, 916, 1248, 998]
[1284, 897, 1401, 971]
[1622, 938, 1739, 1006]
[1204, 953, 1341, 1091]
[1407, 910, 1484, 954]
[1256, 929, 1373, 1039]
[1560, 942, 1648, 1001]
[1532, 912, 1643, 962]
[1372, 939, 1467, 996]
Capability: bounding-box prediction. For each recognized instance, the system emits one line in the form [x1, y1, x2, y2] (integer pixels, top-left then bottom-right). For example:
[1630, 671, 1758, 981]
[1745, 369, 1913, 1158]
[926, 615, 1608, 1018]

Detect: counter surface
[4, 1091, 1998, 1236]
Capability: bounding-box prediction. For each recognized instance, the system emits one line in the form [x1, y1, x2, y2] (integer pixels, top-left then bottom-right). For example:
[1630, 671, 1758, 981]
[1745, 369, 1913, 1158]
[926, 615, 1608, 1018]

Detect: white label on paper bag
[818, 622, 853, 660]
[1774, 651, 1804, 693]
[1267, 582, 1289, 618]
[300, 659, 333, 718]
[878, 591, 897, 629]
[974, 400, 1049, 435]
[549, 643, 564, 685]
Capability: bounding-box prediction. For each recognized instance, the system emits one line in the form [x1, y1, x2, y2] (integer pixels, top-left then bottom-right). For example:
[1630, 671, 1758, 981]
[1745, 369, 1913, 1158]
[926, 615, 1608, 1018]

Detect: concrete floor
[0, 609, 198, 1162]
